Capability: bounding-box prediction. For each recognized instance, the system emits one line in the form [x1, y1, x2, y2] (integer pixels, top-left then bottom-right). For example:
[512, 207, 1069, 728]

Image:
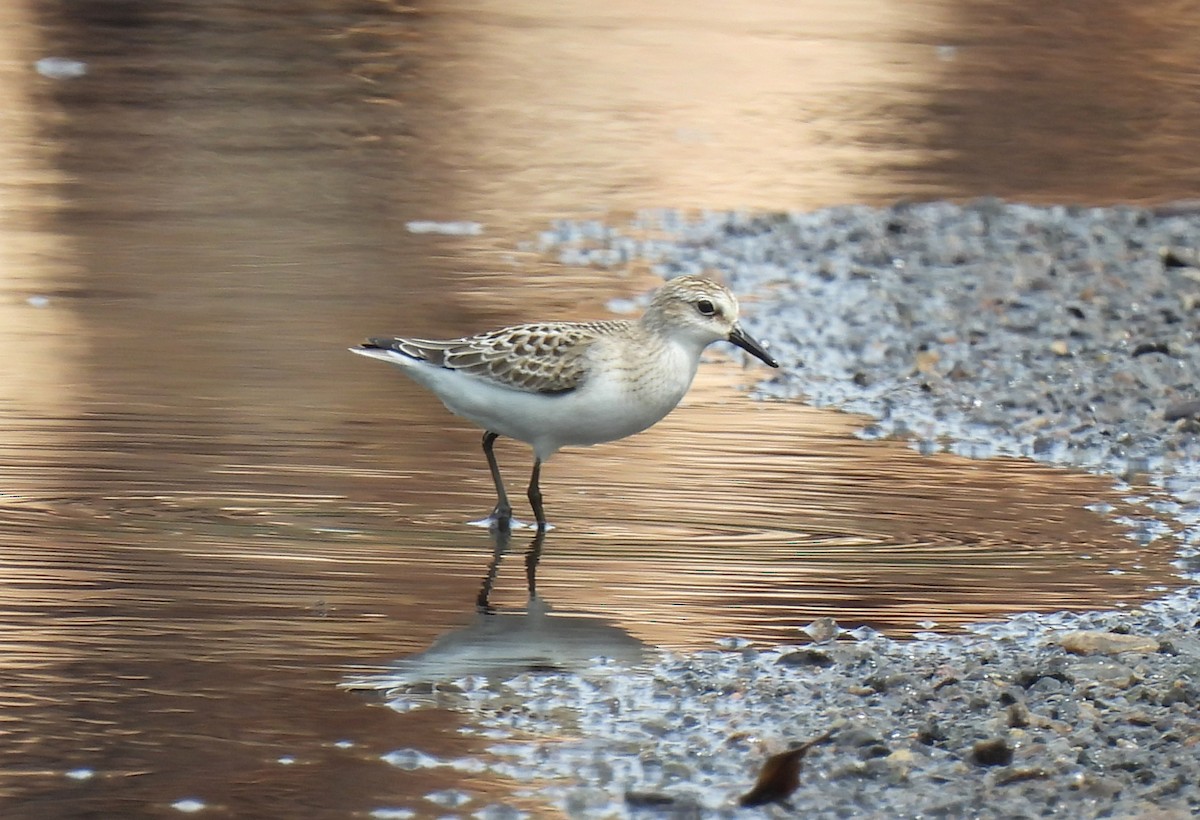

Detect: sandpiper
[351, 275, 779, 529]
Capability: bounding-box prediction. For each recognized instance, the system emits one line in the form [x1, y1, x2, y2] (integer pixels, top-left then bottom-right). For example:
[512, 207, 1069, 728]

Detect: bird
[350, 275, 779, 530]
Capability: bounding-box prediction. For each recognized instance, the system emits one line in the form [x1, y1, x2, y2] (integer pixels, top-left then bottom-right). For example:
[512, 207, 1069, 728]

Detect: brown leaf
[739, 729, 835, 807]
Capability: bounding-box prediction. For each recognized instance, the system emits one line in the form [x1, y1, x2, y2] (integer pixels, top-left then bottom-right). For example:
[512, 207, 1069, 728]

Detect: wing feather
[364, 320, 631, 394]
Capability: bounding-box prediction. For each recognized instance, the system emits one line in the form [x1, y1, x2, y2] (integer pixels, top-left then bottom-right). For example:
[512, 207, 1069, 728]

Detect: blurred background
[1, 0, 1198, 816]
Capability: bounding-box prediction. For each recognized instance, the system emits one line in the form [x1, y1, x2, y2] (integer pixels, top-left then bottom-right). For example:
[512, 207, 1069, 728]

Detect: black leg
[527, 458, 547, 530]
[482, 432, 512, 528]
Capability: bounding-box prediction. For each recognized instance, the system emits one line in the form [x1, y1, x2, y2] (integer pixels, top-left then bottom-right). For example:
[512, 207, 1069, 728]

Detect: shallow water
[3, 0, 1199, 816]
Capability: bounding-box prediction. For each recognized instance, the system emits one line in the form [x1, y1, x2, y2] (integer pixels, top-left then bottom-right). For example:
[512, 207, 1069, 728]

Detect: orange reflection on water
[400, 0, 953, 222]
[3, 0, 1199, 815]
[0, 3, 82, 424]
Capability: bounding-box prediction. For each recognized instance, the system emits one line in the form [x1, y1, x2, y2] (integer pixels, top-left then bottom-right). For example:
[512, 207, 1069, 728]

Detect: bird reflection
[346, 527, 646, 690]
[476, 524, 546, 613]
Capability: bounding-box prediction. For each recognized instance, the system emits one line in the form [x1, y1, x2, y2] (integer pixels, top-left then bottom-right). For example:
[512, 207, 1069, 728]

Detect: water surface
[2, 0, 1197, 816]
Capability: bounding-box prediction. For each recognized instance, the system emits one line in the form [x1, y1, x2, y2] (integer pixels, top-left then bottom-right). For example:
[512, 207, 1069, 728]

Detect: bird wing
[363, 320, 632, 394]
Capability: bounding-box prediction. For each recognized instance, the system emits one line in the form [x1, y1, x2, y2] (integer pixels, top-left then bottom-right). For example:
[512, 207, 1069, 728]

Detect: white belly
[389, 343, 699, 461]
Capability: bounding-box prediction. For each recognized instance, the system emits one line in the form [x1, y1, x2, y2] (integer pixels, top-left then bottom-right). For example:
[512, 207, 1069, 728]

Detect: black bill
[728, 324, 779, 368]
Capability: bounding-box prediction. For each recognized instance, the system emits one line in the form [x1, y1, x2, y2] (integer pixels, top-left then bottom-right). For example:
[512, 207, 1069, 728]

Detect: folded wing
[362, 320, 632, 395]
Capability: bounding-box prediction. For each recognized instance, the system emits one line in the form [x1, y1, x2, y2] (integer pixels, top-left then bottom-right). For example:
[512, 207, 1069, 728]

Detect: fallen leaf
[739, 729, 835, 807]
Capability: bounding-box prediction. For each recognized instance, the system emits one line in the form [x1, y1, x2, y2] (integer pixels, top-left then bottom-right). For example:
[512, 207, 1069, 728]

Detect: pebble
[1057, 630, 1160, 655]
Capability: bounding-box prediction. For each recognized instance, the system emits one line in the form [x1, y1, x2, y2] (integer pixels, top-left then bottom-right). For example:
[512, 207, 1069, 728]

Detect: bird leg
[482, 432, 512, 528]
[527, 458, 547, 530]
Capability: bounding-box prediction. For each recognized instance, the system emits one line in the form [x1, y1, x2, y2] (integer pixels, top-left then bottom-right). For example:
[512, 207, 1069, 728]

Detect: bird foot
[466, 515, 552, 532]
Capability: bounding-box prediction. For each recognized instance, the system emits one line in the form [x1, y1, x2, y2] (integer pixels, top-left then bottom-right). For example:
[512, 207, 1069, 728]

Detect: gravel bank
[387, 600, 1200, 819]
[372, 202, 1200, 818]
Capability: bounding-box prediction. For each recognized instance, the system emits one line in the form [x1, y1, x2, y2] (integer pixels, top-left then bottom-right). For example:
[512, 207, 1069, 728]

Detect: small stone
[1164, 399, 1200, 422]
[1157, 635, 1200, 657]
[1066, 656, 1139, 688]
[777, 649, 834, 667]
[1049, 339, 1071, 356]
[1161, 246, 1200, 268]
[801, 617, 841, 644]
[917, 720, 947, 745]
[1058, 631, 1159, 655]
[1131, 341, 1172, 358]
[1160, 680, 1198, 707]
[915, 349, 941, 374]
[624, 792, 676, 808]
[846, 625, 879, 642]
[1126, 711, 1156, 726]
[996, 767, 1051, 786]
[969, 738, 1013, 767]
[838, 727, 886, 750]
[715, 636, 752, 650]
[886, 748, 915, 775]
[1007, 701, 1030, 728]
[932, 674, 960, 691]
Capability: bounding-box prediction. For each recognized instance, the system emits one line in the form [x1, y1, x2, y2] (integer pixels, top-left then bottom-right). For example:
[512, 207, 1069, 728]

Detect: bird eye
[696, 299, 716, 316]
